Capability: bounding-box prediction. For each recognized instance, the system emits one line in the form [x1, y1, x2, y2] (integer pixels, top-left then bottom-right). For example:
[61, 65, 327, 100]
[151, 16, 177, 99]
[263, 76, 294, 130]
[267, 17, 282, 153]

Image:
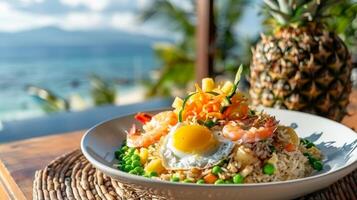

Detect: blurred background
[0, 0, 356, 140]
[0, 0, 264, 121]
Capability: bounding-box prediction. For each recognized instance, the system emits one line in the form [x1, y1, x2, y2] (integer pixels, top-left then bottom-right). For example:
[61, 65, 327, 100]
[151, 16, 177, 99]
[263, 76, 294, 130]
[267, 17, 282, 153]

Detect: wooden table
[1, 91, 356, 199]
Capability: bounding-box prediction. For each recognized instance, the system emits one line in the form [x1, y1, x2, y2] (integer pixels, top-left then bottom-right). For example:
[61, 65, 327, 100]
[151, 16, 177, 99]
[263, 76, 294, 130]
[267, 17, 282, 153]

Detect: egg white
[160, 123, 234, 170]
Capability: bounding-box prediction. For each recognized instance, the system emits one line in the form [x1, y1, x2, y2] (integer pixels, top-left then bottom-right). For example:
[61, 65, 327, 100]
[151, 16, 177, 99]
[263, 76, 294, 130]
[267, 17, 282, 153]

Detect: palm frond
[140, 0, 195, 38]
[89, 75, 116, 106]
[26, 85, 69, 113]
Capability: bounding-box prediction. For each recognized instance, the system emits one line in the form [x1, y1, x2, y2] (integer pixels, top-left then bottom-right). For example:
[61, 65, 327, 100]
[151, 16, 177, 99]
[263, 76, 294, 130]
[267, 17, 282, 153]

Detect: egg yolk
[172, 125, 218, 155]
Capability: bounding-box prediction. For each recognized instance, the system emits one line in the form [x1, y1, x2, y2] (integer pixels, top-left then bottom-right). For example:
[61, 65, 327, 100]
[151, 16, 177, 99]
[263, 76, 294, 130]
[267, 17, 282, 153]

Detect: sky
[0, 0, 262, 37]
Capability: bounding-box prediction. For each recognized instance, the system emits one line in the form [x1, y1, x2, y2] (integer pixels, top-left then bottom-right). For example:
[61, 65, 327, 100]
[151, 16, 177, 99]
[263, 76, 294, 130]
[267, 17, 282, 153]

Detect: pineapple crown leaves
[263, 0, 341, 27]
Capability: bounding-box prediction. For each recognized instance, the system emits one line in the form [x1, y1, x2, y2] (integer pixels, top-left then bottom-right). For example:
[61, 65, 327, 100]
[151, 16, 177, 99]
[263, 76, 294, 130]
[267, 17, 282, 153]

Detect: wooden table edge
[0, 159, 26, 200]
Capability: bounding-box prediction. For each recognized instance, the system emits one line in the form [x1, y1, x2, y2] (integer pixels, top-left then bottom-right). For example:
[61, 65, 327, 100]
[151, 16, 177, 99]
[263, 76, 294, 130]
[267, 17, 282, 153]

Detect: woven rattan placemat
[33, 149, 357, 200]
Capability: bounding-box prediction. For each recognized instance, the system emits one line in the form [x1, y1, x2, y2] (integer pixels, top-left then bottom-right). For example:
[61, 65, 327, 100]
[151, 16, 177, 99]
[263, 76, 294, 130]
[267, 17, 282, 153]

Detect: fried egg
[160, 123, 234, 170]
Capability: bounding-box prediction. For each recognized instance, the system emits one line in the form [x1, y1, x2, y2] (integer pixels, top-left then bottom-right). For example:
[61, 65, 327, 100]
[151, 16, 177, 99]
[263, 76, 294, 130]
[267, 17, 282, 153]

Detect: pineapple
[249, 0, 353, 121]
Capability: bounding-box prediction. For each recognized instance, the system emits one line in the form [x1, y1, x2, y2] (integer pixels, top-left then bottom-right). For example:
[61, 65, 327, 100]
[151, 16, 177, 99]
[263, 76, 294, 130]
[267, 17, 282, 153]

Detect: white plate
[81, 108, 357, 200]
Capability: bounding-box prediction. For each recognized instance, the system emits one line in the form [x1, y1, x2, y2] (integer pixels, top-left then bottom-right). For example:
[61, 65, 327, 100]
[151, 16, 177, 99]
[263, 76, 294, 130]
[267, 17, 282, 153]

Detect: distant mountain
[0, 27, 172, 48]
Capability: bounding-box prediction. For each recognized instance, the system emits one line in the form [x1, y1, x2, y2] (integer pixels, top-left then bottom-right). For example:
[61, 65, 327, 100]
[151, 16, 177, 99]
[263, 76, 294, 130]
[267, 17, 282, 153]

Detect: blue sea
[0, 44, 159, 121]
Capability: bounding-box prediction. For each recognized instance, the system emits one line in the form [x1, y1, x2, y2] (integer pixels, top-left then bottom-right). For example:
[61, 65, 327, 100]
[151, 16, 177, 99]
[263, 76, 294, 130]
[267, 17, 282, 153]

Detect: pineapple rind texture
[249, 26, 352, 121]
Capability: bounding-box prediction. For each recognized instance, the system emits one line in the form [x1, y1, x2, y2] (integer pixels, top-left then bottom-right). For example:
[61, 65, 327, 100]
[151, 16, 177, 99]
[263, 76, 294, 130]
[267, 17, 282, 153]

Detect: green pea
[263, 163, 275, 175]
[131, 154, 141, 161]
[125, 160, 132, 166]
[225, 179, 234, 184]
[123, 165, 133, 172]
[233, 174, 244, 184]
[124, 165, 133, 172]
[127, 148, 135, 155]
[183, 179, 193, 183]
[118, 154, 125, 160]
[214, 179, 225, 184]
[123, 155, 131, 161]
[131, 160, 141, 167]
[170, 175, 180, 182]
[212, 166, 222, 175]
[149, 171, 158, 177]
[196, 179, 205, 184]
[312, 161, 323, 171]
[134, 166, 144, 174]
[121, 146, 128, 151]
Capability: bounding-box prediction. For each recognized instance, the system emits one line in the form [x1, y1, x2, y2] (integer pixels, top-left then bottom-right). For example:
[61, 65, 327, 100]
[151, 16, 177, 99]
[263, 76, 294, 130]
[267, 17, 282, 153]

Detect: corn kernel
[240, 165, 253, 177]
[221, 81, 234, 95]
[139, 148, 149, 165]
[202, 78, 215, 92]
[267, 153, 278, 167]
[172, 97, 183, 109]
[145, 159, 165, 174]
[234, 146, 257, 167]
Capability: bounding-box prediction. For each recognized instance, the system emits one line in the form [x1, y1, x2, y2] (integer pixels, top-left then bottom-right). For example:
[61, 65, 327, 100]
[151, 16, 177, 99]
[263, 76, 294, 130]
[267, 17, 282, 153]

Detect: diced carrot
[285, 143, 296, 152]
[203, 173, 218, 184]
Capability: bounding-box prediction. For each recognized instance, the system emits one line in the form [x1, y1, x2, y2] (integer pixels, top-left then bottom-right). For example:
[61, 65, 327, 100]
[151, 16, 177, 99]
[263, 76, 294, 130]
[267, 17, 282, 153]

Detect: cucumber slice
[220, 97, 231, 113]
[178, 92, 197, 122]
[228, 64, 244, 98]
[227, 84, 237, 99]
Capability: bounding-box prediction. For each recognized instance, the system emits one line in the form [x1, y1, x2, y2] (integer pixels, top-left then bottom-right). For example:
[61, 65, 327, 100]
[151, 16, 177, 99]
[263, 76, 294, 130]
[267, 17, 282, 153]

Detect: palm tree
[141, 0, 249, 97]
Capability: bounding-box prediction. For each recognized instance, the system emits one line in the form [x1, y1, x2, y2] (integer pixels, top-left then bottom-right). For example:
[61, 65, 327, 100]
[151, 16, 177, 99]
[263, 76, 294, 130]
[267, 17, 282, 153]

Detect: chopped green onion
[303, 152, 323, 170]
[269, 145, 276, 153]
[204, 120, 216, 128]
[312, 161, 323, 171]
[301, 139, 315, 149]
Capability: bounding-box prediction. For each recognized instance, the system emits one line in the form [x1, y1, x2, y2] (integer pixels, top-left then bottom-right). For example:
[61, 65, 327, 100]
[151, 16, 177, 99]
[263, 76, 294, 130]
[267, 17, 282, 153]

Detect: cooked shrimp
[222, 117, 277, 143]
[127, 111, 177, 147]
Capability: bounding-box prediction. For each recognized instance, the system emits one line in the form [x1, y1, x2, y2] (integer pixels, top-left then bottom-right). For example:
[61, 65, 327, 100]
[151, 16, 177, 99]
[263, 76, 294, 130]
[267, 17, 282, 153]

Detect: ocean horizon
[0, 39, 161, 121]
